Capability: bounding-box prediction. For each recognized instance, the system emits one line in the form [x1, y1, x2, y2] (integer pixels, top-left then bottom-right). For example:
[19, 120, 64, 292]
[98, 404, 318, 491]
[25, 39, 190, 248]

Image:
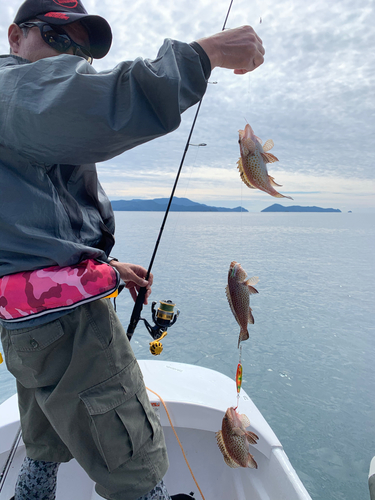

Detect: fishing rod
[126, 0, 235, 342]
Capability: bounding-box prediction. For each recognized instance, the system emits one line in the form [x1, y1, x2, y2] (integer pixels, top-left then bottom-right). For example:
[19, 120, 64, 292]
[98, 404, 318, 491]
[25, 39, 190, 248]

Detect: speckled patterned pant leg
[13, 458, 170, 500]
[14, 457, 60, 500]
[136, 480, 171, 500]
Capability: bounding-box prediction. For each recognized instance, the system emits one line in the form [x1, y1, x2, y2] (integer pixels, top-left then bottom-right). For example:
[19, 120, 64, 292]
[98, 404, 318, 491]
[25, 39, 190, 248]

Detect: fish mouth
[239, 123, 255, 137]
[238, 123, 255, 139]
[229, 261, 240, 278]
[244, 123, 254, 136]
[227, 406, 237, 422]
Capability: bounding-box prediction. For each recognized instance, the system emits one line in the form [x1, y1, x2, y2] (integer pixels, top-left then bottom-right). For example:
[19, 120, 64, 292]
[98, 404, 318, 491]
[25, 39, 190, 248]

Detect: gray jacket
[0, 39, 208, 277]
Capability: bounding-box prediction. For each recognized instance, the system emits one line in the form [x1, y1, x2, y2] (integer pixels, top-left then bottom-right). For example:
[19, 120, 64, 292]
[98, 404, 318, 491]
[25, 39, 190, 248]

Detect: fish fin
[269, 175, 282, 187]
[261, 152, 279, 163]
[240, 171, 257, 189]
[216, 430, 224, 448]
[248, 308, 255, 324]
[242, 138, 256, 154]
[266, 153, 279, 162]
[246, 285, 259, 295]
[247, 454, 258, 469]
[226, 286, 241, 326]
[216, 431, 228, 455]
[246, 431, 259, 445]
[245, 276, 259, 286]
[238, 163, 257, 189]
[255, 135, 262, 144]
[216, 430, 241, 468]
[238, 161, 257, 188]
[224, 454, 241, 468]
[262, 139, 274, 152]
[239, 413, 251, 428]
[232, 426, 246, 436]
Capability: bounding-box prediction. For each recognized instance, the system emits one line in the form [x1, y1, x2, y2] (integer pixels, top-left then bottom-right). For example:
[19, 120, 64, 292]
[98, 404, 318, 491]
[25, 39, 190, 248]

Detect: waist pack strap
[0, 259, 120, 322]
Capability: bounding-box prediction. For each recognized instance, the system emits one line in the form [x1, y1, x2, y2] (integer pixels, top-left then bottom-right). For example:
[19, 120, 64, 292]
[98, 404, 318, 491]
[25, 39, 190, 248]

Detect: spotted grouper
[237, 123, 293, 199]
[216, 406, 259, 469]
[226, 261, 259, 347]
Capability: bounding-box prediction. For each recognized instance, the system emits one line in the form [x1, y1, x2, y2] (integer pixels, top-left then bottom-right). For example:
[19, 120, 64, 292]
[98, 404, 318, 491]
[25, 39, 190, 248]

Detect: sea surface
[0, 212, 374, 500]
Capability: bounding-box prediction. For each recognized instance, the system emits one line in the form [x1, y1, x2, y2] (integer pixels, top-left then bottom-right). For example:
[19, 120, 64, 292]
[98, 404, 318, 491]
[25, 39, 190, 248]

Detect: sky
[1, 0, 374, 213]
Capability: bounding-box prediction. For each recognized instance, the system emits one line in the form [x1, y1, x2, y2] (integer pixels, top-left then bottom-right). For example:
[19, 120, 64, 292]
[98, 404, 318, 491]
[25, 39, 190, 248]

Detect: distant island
[261, 204, 341, 213]
[111, 197, 248, 212]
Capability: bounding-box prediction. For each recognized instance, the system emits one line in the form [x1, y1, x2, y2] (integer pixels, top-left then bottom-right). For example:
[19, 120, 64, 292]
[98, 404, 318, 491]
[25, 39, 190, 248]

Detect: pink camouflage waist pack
[0, 259, 120, 322]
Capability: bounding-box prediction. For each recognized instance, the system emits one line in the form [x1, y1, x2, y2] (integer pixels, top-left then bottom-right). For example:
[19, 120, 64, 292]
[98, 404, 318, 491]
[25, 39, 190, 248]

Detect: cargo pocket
[7, 319, 67, 388]
[10, 320, 65, 352]
[79, 360, 156, 472]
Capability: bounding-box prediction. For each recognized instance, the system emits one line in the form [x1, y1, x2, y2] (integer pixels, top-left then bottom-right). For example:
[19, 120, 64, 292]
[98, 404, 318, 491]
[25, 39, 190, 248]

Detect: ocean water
[0, 212, 374, 500]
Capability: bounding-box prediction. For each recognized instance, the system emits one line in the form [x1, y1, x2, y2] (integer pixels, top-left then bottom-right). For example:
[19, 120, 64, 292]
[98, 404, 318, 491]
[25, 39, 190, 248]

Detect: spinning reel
[140, 300, 180, 355]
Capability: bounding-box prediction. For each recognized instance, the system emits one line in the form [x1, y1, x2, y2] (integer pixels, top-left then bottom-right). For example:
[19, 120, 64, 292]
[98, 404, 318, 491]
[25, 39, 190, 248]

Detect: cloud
[1, 0, 374, 210]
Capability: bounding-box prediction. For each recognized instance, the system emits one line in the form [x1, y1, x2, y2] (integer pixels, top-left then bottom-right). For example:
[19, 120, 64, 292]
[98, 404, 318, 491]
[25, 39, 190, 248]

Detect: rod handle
[126, 287, 147, 340]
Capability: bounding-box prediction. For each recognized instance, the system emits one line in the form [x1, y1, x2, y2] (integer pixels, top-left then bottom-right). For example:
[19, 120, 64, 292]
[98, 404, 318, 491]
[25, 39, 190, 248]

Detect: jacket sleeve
[0, 39, 208, 165]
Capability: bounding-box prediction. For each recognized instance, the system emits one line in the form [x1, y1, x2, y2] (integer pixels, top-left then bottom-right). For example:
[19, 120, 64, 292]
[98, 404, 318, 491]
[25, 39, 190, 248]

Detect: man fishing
[0, 0, 265, 499]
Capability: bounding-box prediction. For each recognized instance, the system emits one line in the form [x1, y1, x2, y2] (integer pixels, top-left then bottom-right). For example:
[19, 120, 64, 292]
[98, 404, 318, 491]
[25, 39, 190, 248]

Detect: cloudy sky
[1, 0, 374, 212]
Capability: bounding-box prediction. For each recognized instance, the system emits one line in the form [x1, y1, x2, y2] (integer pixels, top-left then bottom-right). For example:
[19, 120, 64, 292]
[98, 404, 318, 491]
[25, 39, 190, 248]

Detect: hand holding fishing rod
[110, 260, 153, 304]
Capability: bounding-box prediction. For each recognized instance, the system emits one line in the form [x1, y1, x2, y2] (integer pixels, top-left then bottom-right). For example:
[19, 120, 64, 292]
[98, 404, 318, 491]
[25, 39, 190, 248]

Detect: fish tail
[273, 192, 294, 200]
[247, 453, 258, 469]
[238, 328, 249, 347]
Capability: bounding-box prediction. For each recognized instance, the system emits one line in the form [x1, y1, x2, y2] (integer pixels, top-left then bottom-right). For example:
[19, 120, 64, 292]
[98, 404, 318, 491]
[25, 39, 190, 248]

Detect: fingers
[195, 25, 265, 74]
[128, 285, 138, 303]
[128, 268, 149, 288]
[110, 261, 153, 305]
[125, 280, 152, 305]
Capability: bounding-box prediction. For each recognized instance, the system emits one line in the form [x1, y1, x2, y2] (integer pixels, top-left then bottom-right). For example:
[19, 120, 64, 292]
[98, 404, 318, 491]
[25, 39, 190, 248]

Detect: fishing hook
[126, 0, 235, 341]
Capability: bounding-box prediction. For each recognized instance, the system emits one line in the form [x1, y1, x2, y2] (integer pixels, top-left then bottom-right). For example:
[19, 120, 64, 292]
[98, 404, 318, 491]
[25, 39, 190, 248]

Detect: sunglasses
[18, 21, 93, 64]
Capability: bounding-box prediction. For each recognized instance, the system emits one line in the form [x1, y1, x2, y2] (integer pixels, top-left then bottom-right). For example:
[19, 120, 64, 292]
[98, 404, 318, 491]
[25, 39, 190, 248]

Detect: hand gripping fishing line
[126, 0, 235, 342]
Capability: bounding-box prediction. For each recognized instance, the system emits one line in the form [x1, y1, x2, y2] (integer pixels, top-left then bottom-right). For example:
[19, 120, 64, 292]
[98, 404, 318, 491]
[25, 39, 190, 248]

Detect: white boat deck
[0, 360, 312, 500]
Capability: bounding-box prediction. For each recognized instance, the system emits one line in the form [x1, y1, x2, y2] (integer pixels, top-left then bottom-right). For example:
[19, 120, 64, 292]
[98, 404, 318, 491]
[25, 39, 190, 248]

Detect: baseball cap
[14, 0, 112, 59]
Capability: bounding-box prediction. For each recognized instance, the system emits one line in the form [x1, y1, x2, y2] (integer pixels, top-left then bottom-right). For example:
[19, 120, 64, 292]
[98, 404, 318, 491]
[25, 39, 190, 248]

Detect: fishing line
[234, 10, 264, 405]
[126, 0, 236, 341]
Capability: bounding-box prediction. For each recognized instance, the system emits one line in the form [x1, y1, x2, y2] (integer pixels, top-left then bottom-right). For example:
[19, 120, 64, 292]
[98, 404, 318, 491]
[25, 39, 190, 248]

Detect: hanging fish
[226, 261, 259, 347]
[216, 407, 259, 469]
[237, 124, 293, 200]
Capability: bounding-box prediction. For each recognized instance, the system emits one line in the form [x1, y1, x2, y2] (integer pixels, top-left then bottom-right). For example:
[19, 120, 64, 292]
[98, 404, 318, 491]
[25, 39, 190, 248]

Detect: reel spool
[141, 300, 180, 355]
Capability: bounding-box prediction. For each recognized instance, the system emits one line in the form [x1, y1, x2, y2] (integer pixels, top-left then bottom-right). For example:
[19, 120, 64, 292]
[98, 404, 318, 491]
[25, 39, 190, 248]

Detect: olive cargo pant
[1, 299, 169, 500]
